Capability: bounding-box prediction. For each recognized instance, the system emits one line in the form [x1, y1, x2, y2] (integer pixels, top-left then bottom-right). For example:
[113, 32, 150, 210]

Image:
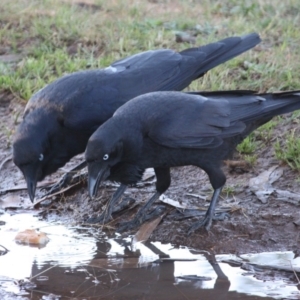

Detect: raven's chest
[108, 162, 145, 185]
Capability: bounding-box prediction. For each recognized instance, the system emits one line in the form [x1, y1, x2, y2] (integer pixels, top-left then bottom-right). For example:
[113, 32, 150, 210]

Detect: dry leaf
[132, 214, 165, 245]
[249, 166, 283, 203]
[15, 229, 49, 246]
[0, 194, 31, 209]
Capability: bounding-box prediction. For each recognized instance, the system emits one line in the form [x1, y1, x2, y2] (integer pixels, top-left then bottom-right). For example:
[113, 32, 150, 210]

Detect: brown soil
[1, 95, 300, 255]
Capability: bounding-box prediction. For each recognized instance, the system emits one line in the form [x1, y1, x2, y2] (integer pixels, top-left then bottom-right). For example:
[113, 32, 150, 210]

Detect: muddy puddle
[0, 211, 300, 300]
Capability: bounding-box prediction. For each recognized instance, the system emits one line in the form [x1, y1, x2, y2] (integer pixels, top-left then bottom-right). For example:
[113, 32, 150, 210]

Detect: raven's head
[13, 127, 51, 202]
[85, 121, 124, 198]
[13, 134, 45, 202]
[12, 108, 81, 202]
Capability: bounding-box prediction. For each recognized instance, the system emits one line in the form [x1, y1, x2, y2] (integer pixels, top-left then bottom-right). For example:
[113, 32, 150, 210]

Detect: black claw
[44, 173, 72, 195]
[117, 205, 166, 232]
[143, 205, 166, 222]
[86, 197, 135, 225]
[187, 215, 213, 235]
[187, 211, 230, 235]
[118, 214, 144, 232]
[118, 220, 139, 233]
[112, 197, 135, 214]
[43, 168, 88, 197]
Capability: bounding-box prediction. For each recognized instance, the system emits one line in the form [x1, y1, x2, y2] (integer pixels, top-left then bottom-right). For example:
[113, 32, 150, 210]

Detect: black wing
[146, 94, 246, 149]
[147, 90, 300, 149]
[25, 33, 260, 131]
[109, 33, 261, 92]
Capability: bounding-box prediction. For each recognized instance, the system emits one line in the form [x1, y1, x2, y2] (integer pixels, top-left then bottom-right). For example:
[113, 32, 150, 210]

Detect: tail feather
[180, 33, 261, 79]
[246, 91, 300, 122]
[191, 90, 300, 123]
[221, 90, 300, 147]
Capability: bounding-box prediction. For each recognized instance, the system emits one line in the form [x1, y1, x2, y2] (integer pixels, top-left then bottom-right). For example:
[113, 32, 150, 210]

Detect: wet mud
[1, 212, 300, 299]
[1, 95, 300, 299]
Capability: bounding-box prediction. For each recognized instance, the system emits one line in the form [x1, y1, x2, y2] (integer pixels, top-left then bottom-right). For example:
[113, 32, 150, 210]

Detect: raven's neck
[106, 117, 144, 161]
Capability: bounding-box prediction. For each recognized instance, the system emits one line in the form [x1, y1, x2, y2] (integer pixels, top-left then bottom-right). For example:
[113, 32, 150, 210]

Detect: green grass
[275, 129, 300, 170]
[222, 185, 236, 198]
[237, 133, 258, 154]
[1, 0, 300, 100]
[255, 118, 279, 143]
[236, 133, 259, 167]
[244, 154, 257, 166]
[1, 0, 300, 169]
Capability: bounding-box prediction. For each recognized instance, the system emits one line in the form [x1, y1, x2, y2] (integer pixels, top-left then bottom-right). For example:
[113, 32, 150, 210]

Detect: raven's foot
[44, 172, 88, 196]
[113, 197, 136, 214]
[86, 197, 135, 225]
[187, 213, 213, 235]
[187, 211, 230, 235]
[43, 161, 88, 196]
[117, 205, 166, 233]
[45, 172, 73, 195]
[187, 186, 224, 235]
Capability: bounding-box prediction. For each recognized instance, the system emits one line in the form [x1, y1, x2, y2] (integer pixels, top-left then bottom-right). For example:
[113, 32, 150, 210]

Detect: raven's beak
[88, 162, 110, 198]
[26, 177, 37, 203]
[21, 165, 38, 203]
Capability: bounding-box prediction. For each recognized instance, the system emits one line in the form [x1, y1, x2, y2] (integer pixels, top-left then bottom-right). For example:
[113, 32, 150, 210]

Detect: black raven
[85, 90, 300, 233]
[13, 33, 260, 201]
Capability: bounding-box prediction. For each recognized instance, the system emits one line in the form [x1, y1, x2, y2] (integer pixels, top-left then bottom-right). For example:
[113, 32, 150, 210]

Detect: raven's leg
[187, 164, 226, 235]
[118, 167, 170, 232]
[87, 184, 128, 224]
[43, 161, 87, 195]
[187, 186, 224, 235]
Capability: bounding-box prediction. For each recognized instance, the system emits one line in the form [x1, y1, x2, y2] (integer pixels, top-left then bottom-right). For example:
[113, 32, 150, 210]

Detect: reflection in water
[27, 239, 230, 300]
[0, 212, 299, 299]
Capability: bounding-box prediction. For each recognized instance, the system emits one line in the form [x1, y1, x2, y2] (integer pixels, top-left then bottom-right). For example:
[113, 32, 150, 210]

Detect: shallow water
[0, 211, 299, 300]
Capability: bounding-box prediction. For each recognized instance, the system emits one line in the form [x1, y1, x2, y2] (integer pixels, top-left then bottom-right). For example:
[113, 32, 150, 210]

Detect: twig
[186, 193, 207, 200]
[0, 155, 12, 171]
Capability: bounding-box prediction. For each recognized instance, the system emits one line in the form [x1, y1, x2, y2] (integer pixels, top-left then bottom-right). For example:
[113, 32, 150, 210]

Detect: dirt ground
[1, 94, 300, 255]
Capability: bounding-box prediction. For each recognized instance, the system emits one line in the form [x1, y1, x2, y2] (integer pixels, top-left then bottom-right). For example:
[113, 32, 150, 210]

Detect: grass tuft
[275, 129, 300, 170]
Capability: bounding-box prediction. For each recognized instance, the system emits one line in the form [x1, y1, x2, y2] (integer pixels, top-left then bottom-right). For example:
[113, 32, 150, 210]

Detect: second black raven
[85, 90, 300, 233]
[12, 33, 260, 201]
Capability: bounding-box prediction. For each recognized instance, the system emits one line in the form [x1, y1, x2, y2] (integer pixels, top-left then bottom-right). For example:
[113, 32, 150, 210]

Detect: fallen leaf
[249, 166, 283, 203]
[0, 194, 31, 209]
[132, 213, 166, 245]
[15, 229, 49, 246]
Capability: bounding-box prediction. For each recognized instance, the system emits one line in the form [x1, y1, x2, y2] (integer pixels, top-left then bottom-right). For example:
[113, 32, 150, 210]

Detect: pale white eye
[103, 154, 109, 160]
[39, 153, 44, 161]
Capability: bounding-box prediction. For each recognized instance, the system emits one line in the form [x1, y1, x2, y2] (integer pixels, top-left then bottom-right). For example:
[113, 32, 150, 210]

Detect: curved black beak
[26, 177, 37, 203]
[88, 162, 110, 198]
[21, 165, 38, 202]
